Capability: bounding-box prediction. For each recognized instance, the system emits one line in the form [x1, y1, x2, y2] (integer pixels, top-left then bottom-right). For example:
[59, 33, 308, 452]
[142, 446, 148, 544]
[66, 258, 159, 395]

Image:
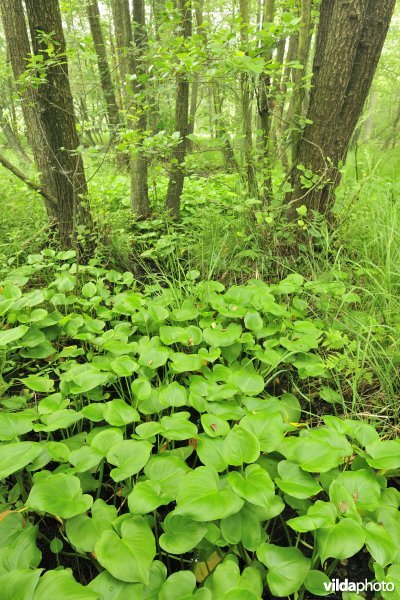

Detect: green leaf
[257, 543, 311, 597]
[0, 569, 42, 600]
[0, 412, 33, 441]
[160, 382, 188, 407]
[228, 465, 275, 508]
[27, 473, 93, 518]
[275, 461, 322, 499]
[95, 516, 156, 584]
[316, 519, 365, 563]
[66, 499, 117, 553]
[366, 440, 400, 470]
[0, 325, 29, 347]
[244, 311, 263, 332]
[203, 323, 242, 348]
[88, 571, 143, 600]
[104, 400, 140, 426]
[161, 413, 198, 441]
[201, 413, 230, 438]
[223, 426, 260, 465]
[304, 570, 331, 596]
[128, 480, 171, 514]
[159, 513, 207, 554]
[229, 369, 264, 396]
[175, 467, 244, 521]
[170, 352, 203, 373]
[32, 568, 99, 600]
[220, 506, 265, 551]
[240, 411, 286, 452]
[333, 469, 381, 511]
[197, 436, 228, 471]
[365, 521, 396, 567]
[107, 440, 152, 481]
[111, 355, 139, 377]
[0, 441, 42, 480]
[20, 375, 54, 393]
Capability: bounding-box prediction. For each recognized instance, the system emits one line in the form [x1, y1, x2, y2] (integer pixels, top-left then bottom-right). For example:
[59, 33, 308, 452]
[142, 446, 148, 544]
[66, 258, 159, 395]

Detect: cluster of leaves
[0, 251, 399, 599]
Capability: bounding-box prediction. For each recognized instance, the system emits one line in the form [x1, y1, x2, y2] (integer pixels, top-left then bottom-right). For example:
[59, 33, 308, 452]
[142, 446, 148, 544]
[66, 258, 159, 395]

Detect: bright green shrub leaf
[82, 282, 97, 298]
[0, 523, 41, 573]
[135, 422, 163, 438]
[32, 568, 99, 600]
[158, 571, 210, 600]
[0, 569, 42, 600]
[366, 440, 400, 470]
[0, 325, 29, 347]
[90, 428, 124, 456]
[240, 412, 285, 452]
[34, 409, 82, 432]
[365, 521, 396, 567]
[138, 346, 170, 369]
[66, 499, 117, 553]
[161, 413, 198, 440]
[81, 403, 105, 422]
[197, 436, 228, 471]
[144, 454, 190, 496]
[0, 441, 42, 480]
[27, 473, 93, 518]
[203, 558, 240, 596]
[223, 426, 260, 465]
[244, 311, 263, 332]
[20, 375, 54, 393]
[228, 465, 275, 508]
[287, 501, 337, 532]
[95, 516, 156, 584]
[112, 292, 142, 315]
[88, 571, 143, 600]
[220, 505, 265, 551]
[316, 519, 365, 563]
[275, 461, 322, 499]
[229, 369, 264, 396]
[278, 431, 352, 472]
[128, 480, 171, 514]
[103, 400, 140, 426]
[304, 570, 331, 596]
[175, 466, 244, 521]
[333, 469, 381, 511]
[257, 543, 311, 597]
[111, 355, 139, 377]
[171, 306, 199, 322]
[107, 440, 152, 482]
[0, 412, 33, 441]
[159, 513, 207, 554]
[69, 446, 103, 472]
[170, 352, 203, 373]
[160, 382, 188, 407]
[201, 413, 230, 437]
[203, 323, 242, 348]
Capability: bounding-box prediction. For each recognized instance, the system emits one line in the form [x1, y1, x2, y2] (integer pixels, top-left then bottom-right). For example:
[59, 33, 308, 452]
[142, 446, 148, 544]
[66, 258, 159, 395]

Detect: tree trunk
[257, 0, 275, 203]
[24, 0, 91, 246]
[213, 84, 238, 172]
[286, 0, 396, 217]
[239, 0, 258, 199]
[165, 0, 192, 219]
[130, 0, 151, 219]
[286, 0, 313, 164]
[111, 0, 135, 111]
[383, 99, 400, 150]
[86, 0, 122, 148]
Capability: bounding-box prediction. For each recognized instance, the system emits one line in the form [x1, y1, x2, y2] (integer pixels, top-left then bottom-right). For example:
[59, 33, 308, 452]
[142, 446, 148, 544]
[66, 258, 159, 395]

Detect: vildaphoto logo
[323, 578, 394, 593]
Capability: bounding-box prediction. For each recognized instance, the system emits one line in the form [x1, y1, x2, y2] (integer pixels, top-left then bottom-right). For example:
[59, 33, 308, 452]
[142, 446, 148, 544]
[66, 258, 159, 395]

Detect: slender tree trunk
[0, 103, 30, 162]
[286, 0, 313, 164]
[286, 0, 396, 217]
[165, 0, 192, 219]
[86, 0, 121, 148]
[213, 84, 238, 172]
[1, 0, 92, 247]
[383, 99, 400, 150]
[187, 0, 206, 151]
[130, 0, 151, 219]
[111, 0, 135, 111]
[257, 0, 275, 203]
[239, 0, 258, 199]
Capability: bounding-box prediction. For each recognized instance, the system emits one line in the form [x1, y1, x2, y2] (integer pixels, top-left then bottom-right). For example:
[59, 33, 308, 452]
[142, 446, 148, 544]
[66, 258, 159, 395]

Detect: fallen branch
[0, 151, 58, 208]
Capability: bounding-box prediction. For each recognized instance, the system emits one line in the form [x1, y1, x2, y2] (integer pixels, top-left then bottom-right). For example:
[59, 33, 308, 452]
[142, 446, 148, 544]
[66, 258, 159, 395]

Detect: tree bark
[239, 0, 258, 199]
[165, 0, 192, 219]
[130, 0, 151, 219]
[257, 0, 275, 203]
[1, 0, 92, 247]
[111, 0, 135, 110]
[86, 0, 121, 146]
[286, 0, 313, 164]
[286, 0, 396, 217]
